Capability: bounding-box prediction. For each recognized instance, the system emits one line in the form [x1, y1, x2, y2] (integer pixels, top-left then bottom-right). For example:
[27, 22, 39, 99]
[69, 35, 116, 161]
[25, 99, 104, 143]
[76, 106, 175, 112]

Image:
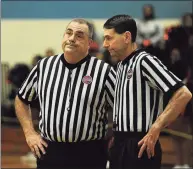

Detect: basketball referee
[15, 18, 116, 169]
[103, 15, 192, 169]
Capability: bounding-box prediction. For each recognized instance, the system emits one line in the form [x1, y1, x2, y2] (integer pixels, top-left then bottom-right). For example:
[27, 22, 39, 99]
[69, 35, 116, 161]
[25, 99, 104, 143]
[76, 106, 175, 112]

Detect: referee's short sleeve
[17, 65, 38, 104]
[105, 67, 116, 108]
[141, 55, 184, 96]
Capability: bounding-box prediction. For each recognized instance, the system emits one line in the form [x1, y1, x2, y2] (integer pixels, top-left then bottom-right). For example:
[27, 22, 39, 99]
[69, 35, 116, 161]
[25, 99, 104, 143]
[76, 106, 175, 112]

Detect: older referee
[15, 18, 116, 169]
[103, 14, 192, 169]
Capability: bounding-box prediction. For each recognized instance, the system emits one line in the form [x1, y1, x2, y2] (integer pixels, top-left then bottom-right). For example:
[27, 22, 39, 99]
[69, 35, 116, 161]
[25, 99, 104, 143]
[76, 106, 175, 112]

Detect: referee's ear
[124, 31, 132, 44]
[88, 39, 93, 48]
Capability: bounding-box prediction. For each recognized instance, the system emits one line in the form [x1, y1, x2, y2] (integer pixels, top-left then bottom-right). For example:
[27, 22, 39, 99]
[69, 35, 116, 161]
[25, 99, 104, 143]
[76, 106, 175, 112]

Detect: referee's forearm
[152, 86, 192, 130]
[15, 96, 36, 136]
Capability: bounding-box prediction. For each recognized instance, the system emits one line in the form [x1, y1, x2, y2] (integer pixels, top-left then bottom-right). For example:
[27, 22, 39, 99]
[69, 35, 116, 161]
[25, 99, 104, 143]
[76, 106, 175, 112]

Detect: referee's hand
[137, 126, 161, 159]
[25, 131, 48, 158]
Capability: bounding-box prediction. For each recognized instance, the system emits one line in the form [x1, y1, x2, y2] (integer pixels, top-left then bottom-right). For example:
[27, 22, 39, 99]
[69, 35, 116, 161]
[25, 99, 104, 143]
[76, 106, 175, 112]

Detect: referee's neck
[120, 43, 137, 61]
[63, 52, 88, 64]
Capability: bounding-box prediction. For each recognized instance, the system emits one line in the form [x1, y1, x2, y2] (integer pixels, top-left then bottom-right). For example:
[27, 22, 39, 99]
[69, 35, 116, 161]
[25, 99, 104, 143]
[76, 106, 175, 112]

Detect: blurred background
[1, 1, 193, 169]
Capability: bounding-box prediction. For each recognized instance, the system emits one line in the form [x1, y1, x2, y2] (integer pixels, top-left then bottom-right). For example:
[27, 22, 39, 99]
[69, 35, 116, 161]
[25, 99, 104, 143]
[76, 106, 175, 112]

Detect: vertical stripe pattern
[18, 54, 116, 142]
[114, 49, 183, 132]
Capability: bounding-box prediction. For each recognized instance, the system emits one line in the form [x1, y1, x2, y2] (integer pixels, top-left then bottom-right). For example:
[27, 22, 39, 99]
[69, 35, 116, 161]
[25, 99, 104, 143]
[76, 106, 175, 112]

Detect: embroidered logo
[127, 69, 133, 80]
[82, 75, 92, 84]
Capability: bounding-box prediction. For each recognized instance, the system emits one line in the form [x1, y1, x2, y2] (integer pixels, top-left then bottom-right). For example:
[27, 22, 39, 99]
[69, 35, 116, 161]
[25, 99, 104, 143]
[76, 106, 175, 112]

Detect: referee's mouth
[65, 44, 77, 48]
[65, 45, 78, 49]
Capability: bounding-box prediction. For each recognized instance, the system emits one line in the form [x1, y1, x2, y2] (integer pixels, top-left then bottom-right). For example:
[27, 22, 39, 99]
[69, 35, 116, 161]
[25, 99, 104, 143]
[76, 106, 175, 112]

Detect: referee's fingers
[146, 148, 151, 159]
[138, 138, 144, 146]
[34, 145, 41, 158]
[138, 143, 146, 158]
[151, 142, 156, 157]
[40, 139, 48, 148]
[149, 141, 155, 157]
[38, 143, 46, 155]
[151, 146, 155, 157]
[147, 138, 154, 156]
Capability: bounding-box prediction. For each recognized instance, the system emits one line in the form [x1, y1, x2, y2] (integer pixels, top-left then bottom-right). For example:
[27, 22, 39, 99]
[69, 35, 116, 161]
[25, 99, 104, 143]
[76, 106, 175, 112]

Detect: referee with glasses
[15, 18, 116, 169]
[103, 14, 192, 169]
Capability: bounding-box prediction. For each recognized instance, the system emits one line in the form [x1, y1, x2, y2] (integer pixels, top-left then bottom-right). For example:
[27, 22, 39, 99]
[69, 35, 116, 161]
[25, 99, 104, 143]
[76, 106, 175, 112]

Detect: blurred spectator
[187, 40, 193, 87]
[168, 48, 188, 82]
[2, 64, 30, 118]
[90, 21, 101, 45]
[167, 13, 193, 55]
[183, 13, 193, 84]
[32, 55, 43, 67]
[136, 4, 164, 55]
[45, 48, 55, 57]
[186, 30, 193, 138]
[88, 22, 101, 57]
[89, 40, 100, 57]
[7, 64, 30, 89]
[153, 37, 171, 67]
[181, 13, 193, 39]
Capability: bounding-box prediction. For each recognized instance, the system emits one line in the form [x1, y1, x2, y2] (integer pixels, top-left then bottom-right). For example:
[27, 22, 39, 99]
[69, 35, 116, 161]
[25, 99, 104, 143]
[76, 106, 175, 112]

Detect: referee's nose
[68, 34, 76, 43]
[103, 40, 109, 49]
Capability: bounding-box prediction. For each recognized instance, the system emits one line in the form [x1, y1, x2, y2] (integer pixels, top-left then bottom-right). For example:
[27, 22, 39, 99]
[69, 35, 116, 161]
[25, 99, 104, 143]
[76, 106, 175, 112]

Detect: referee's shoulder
[139, 50, 157, 60]
[90, 56, 113, 69]
[38, 54, 61, 64]
[137, 50, 158, 64]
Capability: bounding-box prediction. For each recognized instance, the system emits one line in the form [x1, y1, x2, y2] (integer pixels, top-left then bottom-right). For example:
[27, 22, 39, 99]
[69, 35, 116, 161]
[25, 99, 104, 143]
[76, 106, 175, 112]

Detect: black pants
[109, 132, 162, 169]
[37, 139, 107, 169]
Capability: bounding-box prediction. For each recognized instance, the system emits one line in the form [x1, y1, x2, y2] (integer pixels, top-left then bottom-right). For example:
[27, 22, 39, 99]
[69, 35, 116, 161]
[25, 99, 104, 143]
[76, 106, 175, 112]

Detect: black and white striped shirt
[113, 49, 183, 132]
[18, 54, 116, 142]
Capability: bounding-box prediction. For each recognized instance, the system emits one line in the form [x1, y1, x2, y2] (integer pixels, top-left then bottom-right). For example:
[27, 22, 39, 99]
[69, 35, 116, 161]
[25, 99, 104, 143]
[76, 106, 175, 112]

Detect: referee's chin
[111, 53, 120, 61]
[63, 50, 79, 57]
[109, 51, 117, 58]
[63, 48, 77, 53]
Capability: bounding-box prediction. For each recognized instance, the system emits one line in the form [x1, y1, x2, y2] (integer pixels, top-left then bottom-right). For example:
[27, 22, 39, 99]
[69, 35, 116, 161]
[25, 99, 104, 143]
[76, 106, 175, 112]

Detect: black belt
[113, 131, 147, 138]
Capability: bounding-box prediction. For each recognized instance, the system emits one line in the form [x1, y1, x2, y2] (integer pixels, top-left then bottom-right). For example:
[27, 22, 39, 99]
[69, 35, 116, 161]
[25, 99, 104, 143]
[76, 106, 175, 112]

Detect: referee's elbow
[179, 86, 192, 110]
[183, 86, 192, 101]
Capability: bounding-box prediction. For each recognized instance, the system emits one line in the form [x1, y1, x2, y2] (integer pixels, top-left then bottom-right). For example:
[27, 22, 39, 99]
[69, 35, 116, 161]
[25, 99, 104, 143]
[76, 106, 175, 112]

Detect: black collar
[121, 48, 144, 65]
[60, 53, 91, 69]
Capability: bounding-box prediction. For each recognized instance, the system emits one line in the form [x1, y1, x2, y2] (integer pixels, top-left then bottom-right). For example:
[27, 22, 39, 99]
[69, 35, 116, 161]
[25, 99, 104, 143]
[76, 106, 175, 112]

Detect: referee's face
[103, 28, 128, 59]
[62, 22, 91, 56]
